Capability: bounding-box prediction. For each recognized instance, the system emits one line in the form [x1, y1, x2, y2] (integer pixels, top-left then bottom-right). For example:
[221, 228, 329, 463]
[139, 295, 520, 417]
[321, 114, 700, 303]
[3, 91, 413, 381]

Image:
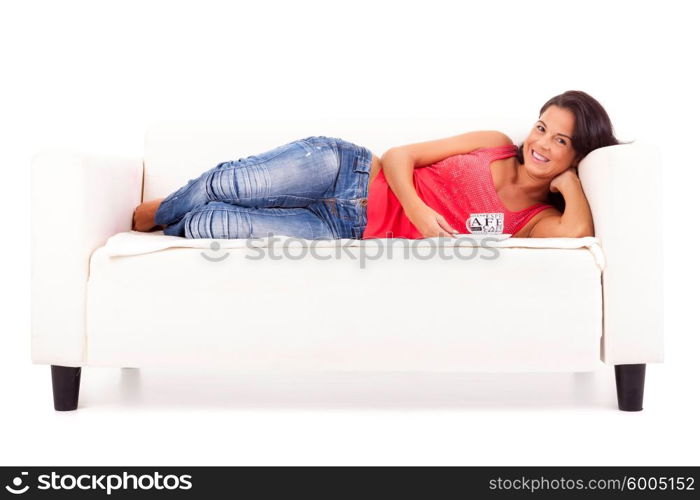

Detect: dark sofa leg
[614, 364, 646, 411]
[51, 365, 82, 411]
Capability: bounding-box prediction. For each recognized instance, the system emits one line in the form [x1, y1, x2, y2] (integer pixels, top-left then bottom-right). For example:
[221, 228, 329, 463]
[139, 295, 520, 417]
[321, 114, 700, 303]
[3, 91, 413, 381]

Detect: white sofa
[30, 119, 664, 411]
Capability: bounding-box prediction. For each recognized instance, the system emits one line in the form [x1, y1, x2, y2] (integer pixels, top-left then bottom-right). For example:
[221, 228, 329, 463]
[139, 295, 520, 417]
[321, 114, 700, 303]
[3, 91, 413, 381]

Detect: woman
[133, 90, 621, 239]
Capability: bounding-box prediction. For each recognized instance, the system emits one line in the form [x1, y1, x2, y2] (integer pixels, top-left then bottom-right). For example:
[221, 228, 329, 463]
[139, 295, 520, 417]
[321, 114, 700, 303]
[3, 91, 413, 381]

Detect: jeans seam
[189, 207, 321, 217]
[207, 209, 215, 238]
[204, 171, 215, 201]
[185, 211, 197, 238]
[227, 195, 358, 206]
[317, 214, 338, 239]
[222, 209, 229, 239]
[218, 169, 226, 201]
[242, 211, 252, 238]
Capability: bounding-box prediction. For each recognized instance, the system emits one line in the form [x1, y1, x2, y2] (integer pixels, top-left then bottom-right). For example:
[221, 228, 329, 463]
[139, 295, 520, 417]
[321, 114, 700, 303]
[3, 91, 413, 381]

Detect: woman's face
[522, 105, 579, 179]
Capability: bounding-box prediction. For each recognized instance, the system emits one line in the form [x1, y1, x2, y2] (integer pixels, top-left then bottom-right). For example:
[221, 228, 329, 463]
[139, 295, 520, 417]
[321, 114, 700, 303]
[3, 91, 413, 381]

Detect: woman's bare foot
[132, 198, 166, 232]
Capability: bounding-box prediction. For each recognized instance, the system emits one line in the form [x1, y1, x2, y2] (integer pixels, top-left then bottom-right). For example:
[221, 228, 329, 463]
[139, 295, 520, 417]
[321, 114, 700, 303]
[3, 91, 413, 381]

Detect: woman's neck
[511, 158, 552, 203]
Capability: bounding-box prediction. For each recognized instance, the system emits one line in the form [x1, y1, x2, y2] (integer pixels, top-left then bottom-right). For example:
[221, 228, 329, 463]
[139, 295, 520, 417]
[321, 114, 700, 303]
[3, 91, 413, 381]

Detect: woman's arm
[380, 149, 458, 237]
[380, 131, 512, 238]
[528, 168, 595, 238]
[380, 148, 425, 214]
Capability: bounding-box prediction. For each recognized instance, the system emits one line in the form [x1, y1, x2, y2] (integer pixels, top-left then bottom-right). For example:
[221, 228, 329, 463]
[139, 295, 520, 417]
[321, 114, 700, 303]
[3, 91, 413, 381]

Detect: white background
[1, 0, 698, 465]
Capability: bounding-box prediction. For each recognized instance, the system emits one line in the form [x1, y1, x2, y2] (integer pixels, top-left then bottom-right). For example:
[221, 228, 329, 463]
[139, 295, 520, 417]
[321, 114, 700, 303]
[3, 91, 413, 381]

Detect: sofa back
[142, 118, 524, 200]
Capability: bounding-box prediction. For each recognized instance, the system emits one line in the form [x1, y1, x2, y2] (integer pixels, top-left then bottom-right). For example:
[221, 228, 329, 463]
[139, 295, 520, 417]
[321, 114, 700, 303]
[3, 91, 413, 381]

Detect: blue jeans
[154, 136, 373, 239]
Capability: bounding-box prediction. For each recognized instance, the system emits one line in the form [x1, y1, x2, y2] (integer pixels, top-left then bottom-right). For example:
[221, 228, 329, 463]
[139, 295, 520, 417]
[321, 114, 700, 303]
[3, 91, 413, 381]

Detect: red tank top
[361, 144, 554, 239]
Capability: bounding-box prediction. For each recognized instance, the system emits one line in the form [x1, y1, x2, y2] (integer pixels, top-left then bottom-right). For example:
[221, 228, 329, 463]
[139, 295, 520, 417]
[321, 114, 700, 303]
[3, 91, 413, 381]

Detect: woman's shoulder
[479, 130, 514, 147]
[387, 130, 514, 168]
[470, 132, 515, 151]
[471, 139, 518, 168]
[470, 132, 517, 163]
[472, 133, 517, 153]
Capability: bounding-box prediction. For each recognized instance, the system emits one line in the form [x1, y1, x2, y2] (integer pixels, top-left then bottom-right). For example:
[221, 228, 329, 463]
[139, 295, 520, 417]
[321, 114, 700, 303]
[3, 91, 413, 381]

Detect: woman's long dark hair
[517, 90, 628, 212]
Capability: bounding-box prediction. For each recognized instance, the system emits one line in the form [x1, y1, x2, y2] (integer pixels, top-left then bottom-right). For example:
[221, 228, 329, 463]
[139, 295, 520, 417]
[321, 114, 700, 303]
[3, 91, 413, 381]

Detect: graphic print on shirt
[467, 212, 504, 234]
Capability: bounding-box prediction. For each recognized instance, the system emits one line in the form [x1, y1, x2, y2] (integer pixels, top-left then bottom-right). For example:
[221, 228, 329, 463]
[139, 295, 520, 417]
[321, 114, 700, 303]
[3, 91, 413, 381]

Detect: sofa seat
[85, 231, 604, 373]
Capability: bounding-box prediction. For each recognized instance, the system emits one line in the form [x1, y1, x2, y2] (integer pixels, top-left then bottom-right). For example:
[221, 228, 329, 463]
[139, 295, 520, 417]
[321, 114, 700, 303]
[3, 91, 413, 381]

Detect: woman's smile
[530, 148, 550, 163]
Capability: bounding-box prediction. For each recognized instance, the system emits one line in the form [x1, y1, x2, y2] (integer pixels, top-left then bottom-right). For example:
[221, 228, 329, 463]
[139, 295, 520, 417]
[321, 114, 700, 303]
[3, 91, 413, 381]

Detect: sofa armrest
[578, 142, 663, 364]
[31, 149, 143, 366]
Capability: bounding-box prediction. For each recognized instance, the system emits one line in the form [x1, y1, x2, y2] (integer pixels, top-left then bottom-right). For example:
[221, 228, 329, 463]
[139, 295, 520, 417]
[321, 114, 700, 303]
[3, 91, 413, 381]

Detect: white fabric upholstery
[87, 240, 602, 372]
[31, 149, 142, 366]
[101, 230, 607, 269]
[578, 142, 664, 364]
[30, 121, 664, 373]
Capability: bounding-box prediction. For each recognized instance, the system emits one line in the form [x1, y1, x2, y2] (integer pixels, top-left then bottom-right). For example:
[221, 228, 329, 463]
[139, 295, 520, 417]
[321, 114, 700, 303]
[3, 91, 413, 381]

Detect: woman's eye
[536, 125, 544, 131]
[557, 138, 567, 145]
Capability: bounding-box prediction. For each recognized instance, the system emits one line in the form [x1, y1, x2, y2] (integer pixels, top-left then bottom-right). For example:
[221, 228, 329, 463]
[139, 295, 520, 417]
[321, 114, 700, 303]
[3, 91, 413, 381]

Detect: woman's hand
[531, 166, 594, 238]
[549, 167, 580, 193]
[405, 202, 459, 238]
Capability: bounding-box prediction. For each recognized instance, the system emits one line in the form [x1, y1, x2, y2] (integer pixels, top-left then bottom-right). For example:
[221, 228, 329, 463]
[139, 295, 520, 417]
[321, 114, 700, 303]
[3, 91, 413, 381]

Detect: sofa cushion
[86, 232, 604, 372]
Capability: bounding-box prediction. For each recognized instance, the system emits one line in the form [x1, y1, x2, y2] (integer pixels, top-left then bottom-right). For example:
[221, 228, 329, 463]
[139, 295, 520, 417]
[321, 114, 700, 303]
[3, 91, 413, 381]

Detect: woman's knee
[183, 202, 251, 239]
